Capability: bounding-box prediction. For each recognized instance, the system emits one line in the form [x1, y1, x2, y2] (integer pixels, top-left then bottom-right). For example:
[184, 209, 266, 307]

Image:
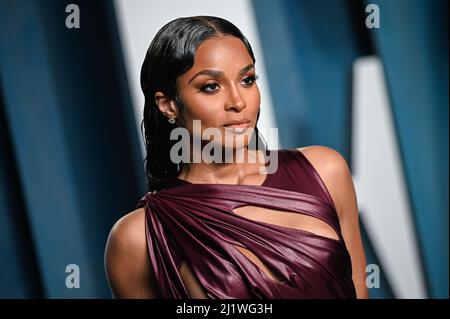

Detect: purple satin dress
[137, 149, 356, 298]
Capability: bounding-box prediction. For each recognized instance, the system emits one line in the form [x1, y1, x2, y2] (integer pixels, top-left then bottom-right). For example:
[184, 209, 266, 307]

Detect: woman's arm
[298, 146, 369, 299]
[104, 208, 157, 298]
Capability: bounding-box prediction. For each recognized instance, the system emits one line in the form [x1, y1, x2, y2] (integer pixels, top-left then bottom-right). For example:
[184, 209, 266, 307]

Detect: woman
[105, 16, 368, 299]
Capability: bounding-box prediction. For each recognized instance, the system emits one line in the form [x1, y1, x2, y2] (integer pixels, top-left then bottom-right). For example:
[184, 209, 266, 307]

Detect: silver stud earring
[168, 118, 176, 124]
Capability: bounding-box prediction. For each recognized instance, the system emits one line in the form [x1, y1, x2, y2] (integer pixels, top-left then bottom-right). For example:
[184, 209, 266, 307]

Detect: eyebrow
[187, 64, 255, 84]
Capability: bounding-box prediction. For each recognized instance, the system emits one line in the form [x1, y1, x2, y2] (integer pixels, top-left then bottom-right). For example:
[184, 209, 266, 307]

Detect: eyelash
[200, 75, 259, 94]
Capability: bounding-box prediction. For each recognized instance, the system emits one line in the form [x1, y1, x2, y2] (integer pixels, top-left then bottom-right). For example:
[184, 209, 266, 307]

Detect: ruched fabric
[137, 149, 356, 298]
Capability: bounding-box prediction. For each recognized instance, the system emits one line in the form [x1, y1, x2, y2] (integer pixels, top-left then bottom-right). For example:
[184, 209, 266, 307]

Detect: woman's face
[175, 35, 261, 149]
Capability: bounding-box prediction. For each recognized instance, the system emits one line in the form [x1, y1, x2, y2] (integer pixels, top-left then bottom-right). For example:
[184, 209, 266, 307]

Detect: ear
[154, 92, 179, 120]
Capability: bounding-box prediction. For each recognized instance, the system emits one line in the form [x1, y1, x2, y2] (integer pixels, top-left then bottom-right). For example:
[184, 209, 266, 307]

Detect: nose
[225, 86, 246, 112]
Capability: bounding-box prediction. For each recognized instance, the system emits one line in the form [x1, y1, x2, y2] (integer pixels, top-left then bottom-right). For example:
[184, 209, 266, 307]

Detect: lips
[224, 122, 250, 129]
[223, 119, 251, 128]
[223, 120, 251, 134]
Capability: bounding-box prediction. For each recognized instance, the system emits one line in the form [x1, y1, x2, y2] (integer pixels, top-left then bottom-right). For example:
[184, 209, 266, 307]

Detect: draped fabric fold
[136, 149, 356, 298]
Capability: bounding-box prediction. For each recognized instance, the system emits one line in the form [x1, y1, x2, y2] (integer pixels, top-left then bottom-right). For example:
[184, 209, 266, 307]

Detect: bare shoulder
[296, 145, 353, 217]
[104, 207, 157, 298]
[296, 145, 349, 174]
[107, 208, 146, 249]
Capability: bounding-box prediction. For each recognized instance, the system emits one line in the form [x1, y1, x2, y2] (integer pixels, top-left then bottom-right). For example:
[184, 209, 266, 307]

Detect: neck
[178, 147, 266, 184]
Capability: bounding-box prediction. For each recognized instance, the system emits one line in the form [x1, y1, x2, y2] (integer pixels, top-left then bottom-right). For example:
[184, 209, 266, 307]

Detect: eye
[200, 83, 220, 94]
[241, 74, 259, 87]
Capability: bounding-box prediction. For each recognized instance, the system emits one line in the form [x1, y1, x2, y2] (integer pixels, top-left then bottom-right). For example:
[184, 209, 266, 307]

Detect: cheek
[254, 88, 261, 108]
[179, 93, 223, 129]
[187, 98, 221, 119]
[245, 87, 261, 116]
